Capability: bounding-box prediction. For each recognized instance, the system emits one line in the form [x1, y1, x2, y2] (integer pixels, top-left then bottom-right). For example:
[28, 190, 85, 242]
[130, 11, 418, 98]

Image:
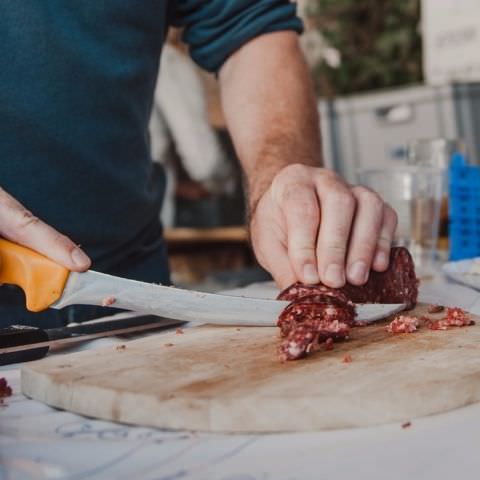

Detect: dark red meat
[427, 307, 474, 330]
[427, 304, 444, 314]
[278, 294, 356, 335]
[277, 247, 418, 309]
[0, 377, 12, 399]
[279, 319, 349, 361]
[276, 246, 418, 361]
[278, 283, 352, 305]
[277, 287, 356, 360]
[386, 315, 419, 334]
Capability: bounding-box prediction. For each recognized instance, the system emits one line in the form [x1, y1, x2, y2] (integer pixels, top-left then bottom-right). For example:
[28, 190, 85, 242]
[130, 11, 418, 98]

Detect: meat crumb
[101, 295, 116, 307]
[427, 307, 474, 330]
[325, 338, 334, 351]
[343, 354, 353, 363]
[164, 343, 174, 347]
[116, 345, 126, 351]
[175, 328, 184, 335]
[0, 378, 12, 399]
[386, 315, 419, 334]
[427, 304, 444, 314]
[402, 421, 412, 429]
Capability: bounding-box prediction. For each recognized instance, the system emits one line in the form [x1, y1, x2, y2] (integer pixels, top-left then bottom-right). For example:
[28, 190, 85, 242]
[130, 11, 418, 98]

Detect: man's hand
[219, 31, 397, 289]
[249, 164, 397, 289]
[0, 187, 91, 271]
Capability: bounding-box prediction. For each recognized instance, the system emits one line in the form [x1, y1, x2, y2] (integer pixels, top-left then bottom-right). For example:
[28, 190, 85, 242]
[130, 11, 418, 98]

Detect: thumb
[251, 229, 296, 290]
[0, 188, 91, 272]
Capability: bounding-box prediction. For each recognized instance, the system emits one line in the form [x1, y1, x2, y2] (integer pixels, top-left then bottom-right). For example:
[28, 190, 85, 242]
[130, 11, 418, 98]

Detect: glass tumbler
[357, 166, 444, 271]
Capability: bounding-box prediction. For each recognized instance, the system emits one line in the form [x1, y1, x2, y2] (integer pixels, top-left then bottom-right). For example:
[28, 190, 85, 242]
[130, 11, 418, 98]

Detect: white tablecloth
[2, 276, 480, 480]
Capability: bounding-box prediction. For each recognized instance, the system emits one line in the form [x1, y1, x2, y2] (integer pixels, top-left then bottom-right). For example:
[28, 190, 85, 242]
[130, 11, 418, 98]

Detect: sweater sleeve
[170, 0, 304, 72]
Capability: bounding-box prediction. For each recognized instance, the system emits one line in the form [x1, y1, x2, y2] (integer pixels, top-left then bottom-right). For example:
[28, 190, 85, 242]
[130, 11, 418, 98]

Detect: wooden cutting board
[21, 303, 480, 433]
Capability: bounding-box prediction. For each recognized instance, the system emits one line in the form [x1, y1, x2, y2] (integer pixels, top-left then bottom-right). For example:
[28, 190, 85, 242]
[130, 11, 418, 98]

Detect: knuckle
[17, 210, 40, 231]
[351, 185, 369, 196]
[322, 242, 347, 257]
[277, 163, 310, 182]
[278, 182, 299, 203]
[278, 184, 318, 213]
[355, 187, 384, 210]
[377, 237, 391, 249]
[290, 244, 316, 261]
[333, 190, 356, 211]
[317, 168, 339, 183]
[296, 201, 319, 222]
[330, 221, 352, 240]
[353, 238, 377, 257]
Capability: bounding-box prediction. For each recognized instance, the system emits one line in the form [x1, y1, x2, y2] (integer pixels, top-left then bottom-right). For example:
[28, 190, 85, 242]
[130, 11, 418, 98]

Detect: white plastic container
[319, 83, 480, 182]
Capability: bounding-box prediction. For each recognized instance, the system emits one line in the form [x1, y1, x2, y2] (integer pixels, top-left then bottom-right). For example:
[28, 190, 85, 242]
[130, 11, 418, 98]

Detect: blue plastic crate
[449, 153, 480, 260]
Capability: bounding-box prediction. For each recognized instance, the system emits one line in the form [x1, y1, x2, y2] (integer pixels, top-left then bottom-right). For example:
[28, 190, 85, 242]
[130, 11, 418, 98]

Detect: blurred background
[153, 0, 480, 290]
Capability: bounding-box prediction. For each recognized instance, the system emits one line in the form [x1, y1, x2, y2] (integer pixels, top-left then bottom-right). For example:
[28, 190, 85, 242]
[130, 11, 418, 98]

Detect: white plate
[442, 258, 480, 291]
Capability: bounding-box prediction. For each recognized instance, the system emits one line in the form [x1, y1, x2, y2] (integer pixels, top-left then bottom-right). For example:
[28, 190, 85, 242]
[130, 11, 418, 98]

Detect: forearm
[218, 31, 322, 213]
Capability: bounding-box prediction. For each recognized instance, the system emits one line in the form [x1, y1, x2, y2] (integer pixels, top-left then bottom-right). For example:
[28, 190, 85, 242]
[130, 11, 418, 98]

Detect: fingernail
[71, 247, 90, 268]
[374, 251, 388, 269]
[348, 261, 368, 284]
[324, 264, 345, 287]
[303, 264, 320, 284]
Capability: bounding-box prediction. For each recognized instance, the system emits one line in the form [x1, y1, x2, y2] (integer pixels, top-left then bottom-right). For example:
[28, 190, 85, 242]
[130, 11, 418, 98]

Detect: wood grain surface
[21, 303, 480, 432]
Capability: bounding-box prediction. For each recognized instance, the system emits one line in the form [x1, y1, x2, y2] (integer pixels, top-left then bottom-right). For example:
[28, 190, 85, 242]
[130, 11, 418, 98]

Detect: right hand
[249, 165, 398, 290]
[0, 187, 91, 271]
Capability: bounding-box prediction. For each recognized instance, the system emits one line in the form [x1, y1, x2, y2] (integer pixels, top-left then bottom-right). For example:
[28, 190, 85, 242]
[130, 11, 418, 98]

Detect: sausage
[277, 247, 419, 309]
[278, 319, 350, 361]
[276, 247, 418, 361]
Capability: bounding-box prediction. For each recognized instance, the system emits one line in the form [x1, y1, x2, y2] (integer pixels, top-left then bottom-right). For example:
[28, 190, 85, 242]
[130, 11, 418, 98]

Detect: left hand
[249, 164, 398, 290]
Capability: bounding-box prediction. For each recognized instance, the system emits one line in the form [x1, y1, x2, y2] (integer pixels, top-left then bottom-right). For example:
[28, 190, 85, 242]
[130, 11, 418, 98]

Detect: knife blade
[51, 270, 405, 325]
[0, 239, 406, 326]
[0, 314, 184, 365]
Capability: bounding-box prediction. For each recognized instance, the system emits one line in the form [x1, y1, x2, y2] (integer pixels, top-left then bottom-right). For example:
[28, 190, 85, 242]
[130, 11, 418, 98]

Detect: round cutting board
[21, 303, 480, 433]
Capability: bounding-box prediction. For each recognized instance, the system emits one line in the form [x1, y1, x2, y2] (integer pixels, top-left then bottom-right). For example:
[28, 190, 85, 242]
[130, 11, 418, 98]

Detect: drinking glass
[407, 138, 465, 258]
[358, 166, 444, 271]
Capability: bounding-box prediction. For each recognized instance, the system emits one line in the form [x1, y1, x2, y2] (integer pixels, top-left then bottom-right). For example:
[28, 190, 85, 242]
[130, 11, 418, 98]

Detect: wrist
[247, 163, 285, 220]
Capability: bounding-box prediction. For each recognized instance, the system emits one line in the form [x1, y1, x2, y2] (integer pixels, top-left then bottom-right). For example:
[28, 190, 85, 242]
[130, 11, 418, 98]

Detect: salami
[278, 283, 352, 305]
[279, 319, 350, 361]
[277, 246, 418, 361]
[277, 293, 355, 360]
[277, 247, 418, 309]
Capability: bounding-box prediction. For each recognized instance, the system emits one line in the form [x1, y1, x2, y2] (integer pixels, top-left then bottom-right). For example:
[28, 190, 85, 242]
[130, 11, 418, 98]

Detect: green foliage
[307, 0, 423, 97]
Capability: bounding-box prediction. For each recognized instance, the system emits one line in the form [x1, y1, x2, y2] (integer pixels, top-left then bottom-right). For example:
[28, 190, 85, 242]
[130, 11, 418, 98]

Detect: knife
[0, 239, 406, 326]
[0, 314, 184, 365]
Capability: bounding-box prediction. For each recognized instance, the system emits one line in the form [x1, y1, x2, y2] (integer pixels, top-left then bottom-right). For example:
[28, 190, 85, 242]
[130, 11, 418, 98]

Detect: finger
[315, 180, 356, 288]
[0, 188, 91, 271]
[252, 227, 297, 290]
[283, 187, 321, 284]
[372, 203, 398, 272]
[346, 187, 384, 285]
[268, 241, 298, 290]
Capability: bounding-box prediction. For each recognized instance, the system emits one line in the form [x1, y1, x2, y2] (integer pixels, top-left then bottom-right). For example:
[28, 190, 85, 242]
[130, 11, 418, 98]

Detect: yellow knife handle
[0, 239, 70, 312]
